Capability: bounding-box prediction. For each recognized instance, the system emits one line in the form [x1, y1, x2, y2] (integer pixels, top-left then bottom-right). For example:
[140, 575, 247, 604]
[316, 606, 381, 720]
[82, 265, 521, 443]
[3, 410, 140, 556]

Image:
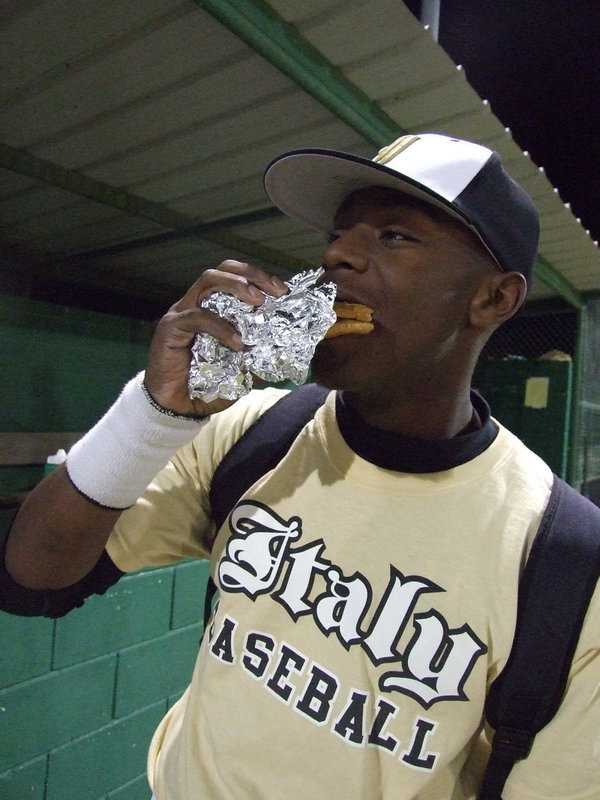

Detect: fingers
[156, 305, 244, 354]
[160, 260, 288, 352]
[173, 260, 288, 313]
[144, 261, 288, 417]
[219, 259, 288, 297]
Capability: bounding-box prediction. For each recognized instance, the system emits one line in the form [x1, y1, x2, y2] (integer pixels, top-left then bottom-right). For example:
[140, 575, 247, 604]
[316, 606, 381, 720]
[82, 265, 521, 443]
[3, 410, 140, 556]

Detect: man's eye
[327, 231, 341, 243]
[380, 229, 407, 242]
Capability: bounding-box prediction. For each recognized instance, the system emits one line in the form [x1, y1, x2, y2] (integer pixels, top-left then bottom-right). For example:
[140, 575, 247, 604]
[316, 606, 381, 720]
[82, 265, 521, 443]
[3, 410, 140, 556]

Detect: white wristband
[66, 372, 208, 509]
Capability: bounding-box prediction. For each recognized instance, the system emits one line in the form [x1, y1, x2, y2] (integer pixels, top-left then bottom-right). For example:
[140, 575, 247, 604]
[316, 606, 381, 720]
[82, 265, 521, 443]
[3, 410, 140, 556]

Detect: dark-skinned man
[3, 133, 599, 800]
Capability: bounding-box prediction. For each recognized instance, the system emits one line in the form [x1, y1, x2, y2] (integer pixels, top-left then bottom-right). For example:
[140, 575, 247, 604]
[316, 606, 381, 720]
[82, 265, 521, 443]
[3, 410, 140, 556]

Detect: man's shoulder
[492, 418, 551, 467]
[191, 386, 291, 467]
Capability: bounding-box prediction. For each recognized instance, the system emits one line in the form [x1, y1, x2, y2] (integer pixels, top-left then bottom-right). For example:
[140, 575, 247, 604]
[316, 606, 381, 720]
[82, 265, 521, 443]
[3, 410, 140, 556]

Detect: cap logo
[373, 134, 421, 165]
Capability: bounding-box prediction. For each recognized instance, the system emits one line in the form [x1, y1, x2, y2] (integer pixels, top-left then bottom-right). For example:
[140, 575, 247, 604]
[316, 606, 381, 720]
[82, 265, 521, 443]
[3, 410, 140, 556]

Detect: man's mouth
[324, 301, 375, 339]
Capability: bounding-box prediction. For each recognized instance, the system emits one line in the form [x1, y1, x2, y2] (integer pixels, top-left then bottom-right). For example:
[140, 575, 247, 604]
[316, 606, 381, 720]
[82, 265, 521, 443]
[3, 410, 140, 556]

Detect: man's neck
[342, 388, 478, 440]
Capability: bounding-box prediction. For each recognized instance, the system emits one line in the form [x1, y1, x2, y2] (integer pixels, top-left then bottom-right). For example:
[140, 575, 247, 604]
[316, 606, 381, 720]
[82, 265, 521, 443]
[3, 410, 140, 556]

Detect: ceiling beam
[0, 143, 309, 277]
[43, 208, 286, 265]
[195, 0, 402, 147]
[0, 142, 189, 229]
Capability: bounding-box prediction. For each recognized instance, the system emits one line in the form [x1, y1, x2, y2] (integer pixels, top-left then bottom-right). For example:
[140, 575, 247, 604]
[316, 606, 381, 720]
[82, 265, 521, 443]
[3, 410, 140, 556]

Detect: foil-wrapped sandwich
[189, 268, 336, 402]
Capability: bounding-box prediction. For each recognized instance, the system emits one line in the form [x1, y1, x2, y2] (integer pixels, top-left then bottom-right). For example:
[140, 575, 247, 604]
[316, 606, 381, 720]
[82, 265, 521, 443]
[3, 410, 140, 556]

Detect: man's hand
[4, 261, 289, 591]
[144, 260, 288, 417]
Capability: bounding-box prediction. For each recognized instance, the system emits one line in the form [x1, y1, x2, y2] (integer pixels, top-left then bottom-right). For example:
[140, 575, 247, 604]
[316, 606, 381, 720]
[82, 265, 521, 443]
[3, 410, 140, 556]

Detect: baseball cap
[263, 133, 539, 287]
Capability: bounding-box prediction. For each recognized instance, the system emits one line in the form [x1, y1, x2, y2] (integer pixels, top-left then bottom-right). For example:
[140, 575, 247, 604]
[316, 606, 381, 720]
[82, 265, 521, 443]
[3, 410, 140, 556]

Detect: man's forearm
[5, 464, 122, 590]
[5, 373, 208, 589]
[5, 262, 288, 592]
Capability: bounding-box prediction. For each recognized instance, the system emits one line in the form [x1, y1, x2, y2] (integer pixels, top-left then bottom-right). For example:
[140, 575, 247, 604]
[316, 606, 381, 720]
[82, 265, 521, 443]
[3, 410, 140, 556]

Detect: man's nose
[322, 224, 371, 272]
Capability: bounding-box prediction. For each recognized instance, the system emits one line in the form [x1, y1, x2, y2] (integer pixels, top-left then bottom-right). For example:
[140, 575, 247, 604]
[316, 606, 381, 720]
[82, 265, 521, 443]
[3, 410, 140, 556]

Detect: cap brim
[263, 148, 472, 234]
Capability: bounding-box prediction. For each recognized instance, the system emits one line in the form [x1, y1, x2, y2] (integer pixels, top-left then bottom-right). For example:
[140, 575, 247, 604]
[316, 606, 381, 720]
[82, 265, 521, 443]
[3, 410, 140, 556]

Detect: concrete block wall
[0, 296, 210, 798]
[0, 559, 210, 800]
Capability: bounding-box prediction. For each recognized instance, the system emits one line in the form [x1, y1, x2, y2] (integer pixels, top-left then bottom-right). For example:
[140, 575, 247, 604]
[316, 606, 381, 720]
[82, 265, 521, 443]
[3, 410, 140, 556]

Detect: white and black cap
[264, 133, 539, 287]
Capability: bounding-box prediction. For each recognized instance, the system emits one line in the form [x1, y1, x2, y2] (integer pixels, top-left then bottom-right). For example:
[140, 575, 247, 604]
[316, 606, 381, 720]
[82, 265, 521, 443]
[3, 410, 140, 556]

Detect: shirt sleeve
[106, 387, 287, 573]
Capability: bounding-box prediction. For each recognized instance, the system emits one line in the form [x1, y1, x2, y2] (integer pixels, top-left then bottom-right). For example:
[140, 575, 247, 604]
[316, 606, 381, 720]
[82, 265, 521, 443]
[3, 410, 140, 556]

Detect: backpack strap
[203, 383, 330, 628]
[479, 475, 600, 799]
[204, 395, 600, 798]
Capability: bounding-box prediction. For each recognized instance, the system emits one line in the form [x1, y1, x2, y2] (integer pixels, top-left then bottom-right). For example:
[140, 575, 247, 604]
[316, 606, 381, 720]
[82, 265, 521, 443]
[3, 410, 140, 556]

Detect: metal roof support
[535, 255, 583, 310]
[0, 142, 189, 229]
[43, 208, 286, 264]
[194, 0, 402, 146]
[568, 303, 587, 487]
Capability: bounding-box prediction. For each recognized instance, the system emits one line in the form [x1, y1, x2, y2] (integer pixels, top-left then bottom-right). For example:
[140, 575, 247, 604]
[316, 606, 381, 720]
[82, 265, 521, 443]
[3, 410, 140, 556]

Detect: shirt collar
[335, 390, 498, 473]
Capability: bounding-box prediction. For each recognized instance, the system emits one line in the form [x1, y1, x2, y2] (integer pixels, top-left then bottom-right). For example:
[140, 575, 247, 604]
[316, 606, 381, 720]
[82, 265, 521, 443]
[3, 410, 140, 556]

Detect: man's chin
[311, 341, 364, 390]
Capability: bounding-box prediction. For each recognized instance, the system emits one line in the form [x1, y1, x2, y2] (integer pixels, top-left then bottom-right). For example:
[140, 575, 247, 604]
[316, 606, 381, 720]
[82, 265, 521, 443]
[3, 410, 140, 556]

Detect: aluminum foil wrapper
[188, 267, 336, 402]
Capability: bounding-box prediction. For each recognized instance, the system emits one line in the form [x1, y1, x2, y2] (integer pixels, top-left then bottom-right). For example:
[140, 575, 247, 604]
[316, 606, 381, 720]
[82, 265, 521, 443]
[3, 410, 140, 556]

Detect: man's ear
[469, 271, 528, 328]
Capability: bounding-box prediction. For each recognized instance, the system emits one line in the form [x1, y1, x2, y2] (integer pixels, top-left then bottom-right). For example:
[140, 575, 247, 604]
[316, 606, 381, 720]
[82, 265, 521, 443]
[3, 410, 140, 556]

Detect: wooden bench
[0, 432, 82, 507]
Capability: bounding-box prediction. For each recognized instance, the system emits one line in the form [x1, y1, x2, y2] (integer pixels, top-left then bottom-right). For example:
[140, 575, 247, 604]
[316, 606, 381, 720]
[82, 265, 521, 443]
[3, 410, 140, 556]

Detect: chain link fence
[579, 297, 600, 501]
[475, 298, 600, 502]
[476, 302, 584, 486]
[481, 305, 578, 361]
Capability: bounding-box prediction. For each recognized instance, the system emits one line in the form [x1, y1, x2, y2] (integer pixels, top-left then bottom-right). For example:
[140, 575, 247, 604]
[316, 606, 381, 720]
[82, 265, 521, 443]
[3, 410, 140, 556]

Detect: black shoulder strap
[479, 475, 600, 799]
[203, 383, 329, 627]
[209, 383, 330, 530]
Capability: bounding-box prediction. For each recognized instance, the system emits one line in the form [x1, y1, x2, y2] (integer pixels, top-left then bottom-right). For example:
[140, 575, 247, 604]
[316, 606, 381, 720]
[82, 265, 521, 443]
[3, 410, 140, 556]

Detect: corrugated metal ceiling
[1, 0, 598, 315]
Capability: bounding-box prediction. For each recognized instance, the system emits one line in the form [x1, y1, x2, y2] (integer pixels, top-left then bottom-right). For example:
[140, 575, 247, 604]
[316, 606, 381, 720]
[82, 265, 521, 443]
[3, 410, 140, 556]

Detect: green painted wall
[0, 296, 209, 799]
[473, 357, 573, 479]
[0, 561, 209, 800]
[0, 294, 154, 499]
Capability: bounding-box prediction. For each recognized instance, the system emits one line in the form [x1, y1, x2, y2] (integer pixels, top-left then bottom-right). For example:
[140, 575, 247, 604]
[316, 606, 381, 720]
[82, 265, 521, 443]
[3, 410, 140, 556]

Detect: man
[2, 134, 599, 799]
